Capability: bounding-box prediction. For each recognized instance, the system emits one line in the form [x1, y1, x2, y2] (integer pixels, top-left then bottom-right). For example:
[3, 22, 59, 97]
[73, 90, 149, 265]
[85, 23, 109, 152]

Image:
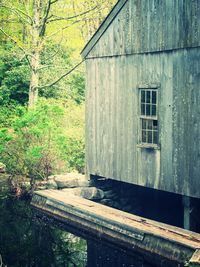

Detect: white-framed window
[139, 88, 159, 146]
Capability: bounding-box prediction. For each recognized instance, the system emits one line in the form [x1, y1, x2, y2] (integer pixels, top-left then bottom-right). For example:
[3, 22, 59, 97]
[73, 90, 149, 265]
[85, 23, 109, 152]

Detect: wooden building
[81, 0, 200, 207]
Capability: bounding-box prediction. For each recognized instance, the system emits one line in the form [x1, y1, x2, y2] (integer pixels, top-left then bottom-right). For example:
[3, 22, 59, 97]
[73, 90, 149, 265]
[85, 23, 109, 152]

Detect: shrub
[0, 45, 30, 105]
[0, 104, 26, 127]
[0, 98, 85, 186]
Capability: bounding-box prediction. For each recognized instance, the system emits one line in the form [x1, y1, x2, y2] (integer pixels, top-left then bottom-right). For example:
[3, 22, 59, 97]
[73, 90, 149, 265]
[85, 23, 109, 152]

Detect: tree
[0, 0, 117, 109]
[0, 0, 116, 109]
[72, 0, 117, 42]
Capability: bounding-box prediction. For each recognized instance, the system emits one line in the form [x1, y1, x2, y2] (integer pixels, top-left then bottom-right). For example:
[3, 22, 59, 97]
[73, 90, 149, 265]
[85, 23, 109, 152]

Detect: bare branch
[0, 28, 31, 68]
[42, 43, 63, 62]
[50, 0, 60, 4]
[46, 14, 53, 20]
[44, 20, 79, 40]
[0, 18, 19, 23]
[72, 1, 84, 40]
[38, 64, 72, 71]
[38, 60, 84, 89]
[47, 5, 97, 23]
[0, 4, 33, 24]
[40, 0, 51, 37]
[20, 0, 31, 19]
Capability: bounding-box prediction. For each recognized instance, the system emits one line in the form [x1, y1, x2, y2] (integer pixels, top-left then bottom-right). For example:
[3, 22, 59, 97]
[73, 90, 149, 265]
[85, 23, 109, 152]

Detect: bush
[0, 44, 30, 105]
[0, 98, 85, 186]
[0, 104, 26, 127]
[57, 137, 85, 173]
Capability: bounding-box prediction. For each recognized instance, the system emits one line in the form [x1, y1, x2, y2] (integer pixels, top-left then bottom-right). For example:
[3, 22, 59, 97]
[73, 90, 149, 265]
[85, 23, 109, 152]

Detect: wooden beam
[31, 190, 200, 266]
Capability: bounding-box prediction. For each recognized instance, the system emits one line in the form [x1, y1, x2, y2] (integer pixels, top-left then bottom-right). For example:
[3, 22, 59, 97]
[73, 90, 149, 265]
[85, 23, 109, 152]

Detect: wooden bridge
[31, 190, 200, 267]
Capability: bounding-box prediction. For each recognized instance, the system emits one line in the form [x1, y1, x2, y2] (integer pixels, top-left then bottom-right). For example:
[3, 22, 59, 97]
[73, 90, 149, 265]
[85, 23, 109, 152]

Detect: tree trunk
[28, 50, 39, 109]
[28, 0, 41, 110]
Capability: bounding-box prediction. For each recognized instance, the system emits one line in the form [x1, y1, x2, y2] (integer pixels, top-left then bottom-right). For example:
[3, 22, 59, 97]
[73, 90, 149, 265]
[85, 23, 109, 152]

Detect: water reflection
[0, 198, 87, 267]
[0, 177, 155, 267]
[87, 240, 153, 267]
[0, 177, 86, 267]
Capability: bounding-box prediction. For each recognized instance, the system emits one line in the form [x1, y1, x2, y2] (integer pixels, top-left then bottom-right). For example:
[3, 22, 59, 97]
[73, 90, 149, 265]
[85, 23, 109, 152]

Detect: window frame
[137, 85, 160, 150]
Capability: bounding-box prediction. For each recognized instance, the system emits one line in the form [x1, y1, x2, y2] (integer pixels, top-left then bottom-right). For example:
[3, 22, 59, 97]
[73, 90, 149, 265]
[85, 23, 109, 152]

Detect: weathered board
[83, 0, 200, 198]
[31, 190, 200, 266]
[82, 0, 200, 58]
[85, 47, 200, 198]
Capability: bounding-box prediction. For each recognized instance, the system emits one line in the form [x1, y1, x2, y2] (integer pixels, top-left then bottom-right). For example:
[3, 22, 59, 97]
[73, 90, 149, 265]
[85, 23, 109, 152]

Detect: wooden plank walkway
[31, 190, 200, 266]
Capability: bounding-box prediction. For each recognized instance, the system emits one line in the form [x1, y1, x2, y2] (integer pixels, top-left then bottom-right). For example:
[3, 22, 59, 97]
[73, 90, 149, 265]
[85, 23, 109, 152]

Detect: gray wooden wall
[85, 48, 200, 198]
[86, 0, 200, 59]
[84, 0, 200, 198]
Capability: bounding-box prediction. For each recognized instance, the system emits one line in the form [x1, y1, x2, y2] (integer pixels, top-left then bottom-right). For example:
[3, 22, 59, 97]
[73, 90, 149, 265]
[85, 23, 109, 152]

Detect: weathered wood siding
[172, 48, 200, 197]
[84, 0, 200, 198]
[86, 47, 200, 198]
[85, 0, 200, 58]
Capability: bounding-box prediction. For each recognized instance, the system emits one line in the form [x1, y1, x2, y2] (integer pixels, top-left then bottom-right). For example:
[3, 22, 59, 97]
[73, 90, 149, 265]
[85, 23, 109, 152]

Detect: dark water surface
[0, 177, 154, 267]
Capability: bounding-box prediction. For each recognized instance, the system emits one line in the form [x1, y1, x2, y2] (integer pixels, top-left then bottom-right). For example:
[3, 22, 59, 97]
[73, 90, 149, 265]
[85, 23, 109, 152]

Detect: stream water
[0, 176, 155, 267]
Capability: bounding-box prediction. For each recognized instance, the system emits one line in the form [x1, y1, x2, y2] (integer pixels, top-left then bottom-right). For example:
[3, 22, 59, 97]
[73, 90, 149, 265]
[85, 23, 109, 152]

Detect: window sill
[137, 143, 160, 150]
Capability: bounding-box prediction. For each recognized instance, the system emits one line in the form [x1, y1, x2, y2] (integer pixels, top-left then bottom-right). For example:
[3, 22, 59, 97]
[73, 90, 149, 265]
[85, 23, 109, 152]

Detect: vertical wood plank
[85, 0, 200, 198]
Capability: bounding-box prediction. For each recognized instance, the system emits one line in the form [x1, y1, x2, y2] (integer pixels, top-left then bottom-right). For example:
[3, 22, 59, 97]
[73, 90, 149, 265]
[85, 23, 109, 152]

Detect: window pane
[153, 131, 158, 144]
[146, 91, 151, 103]
[139, 89, 158, 145]
[141, 104, 145, 115]
[146, 104, 151, 115]
[141, 90, 145, 103]
[152, 104, 157, 116]
[147, 120, 152, 129]
[142, 119, 147, 129]
[153, 120, 158, 128]
[147, 131, 152, 143]
[142, 130, 147, 142]
[152, 91, 157, 104]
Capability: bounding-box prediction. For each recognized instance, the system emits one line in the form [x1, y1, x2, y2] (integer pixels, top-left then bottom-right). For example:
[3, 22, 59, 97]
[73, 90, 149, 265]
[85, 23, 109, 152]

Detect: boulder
[62, 187, 104, 200]
[51, 173, 90, 189]
[46, 180, 58, 189]
[0, 162, 6, 173]
[104, 190, 118, 199]
[100, 199, 120, 208]
[47, 175, 56, 181]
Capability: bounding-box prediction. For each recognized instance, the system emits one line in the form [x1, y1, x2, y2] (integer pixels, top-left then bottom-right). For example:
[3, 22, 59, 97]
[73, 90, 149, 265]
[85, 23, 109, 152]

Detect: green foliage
[0, 46, 85, 182]
[0, 44, 30, 105]
[0, 128, 13, 153]
[0, 0, 118, 185]
[58, 136, 85, 173]
[184, 262, 200, 267]
[0, 65, 29, 104]
[0, 98, 85, 184]
[1, 100, 64, 181]
[66, 73, 85, 104]
[39, 44, 72, 99]
[0, 42, 85, 107]
[0, 104, 26, 127]
[39, 43, 85, 103]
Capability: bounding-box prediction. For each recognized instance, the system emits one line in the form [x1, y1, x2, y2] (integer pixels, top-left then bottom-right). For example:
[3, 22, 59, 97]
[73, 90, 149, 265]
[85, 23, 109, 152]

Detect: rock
[104, 190, 118, 199]
[47, 175, 56, 181]
[37, 185, 48, 190]
[99, 199, 114, 205]
[52, 173, 90, 189]
[100, 199, 120, 208]
[62, 187, 104, 200]
[46, 180, 58, 189]
[0, 162, 6, 173]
